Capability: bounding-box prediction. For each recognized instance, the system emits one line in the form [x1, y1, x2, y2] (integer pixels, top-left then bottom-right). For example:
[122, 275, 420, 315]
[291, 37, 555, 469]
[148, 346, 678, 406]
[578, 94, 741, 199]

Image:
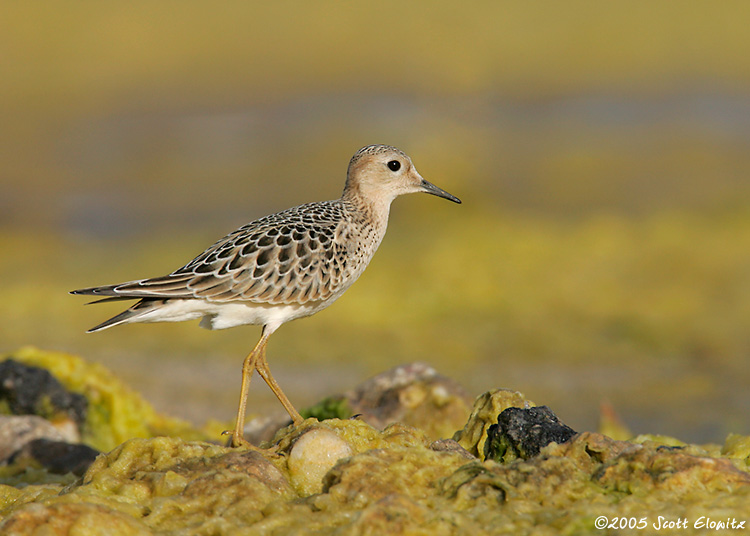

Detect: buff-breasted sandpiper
[71, 144, 461, 446]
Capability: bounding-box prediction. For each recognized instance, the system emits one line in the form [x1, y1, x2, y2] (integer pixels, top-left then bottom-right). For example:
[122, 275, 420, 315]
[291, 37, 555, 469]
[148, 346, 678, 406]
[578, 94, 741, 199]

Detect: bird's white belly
[135, 298, 329, 331]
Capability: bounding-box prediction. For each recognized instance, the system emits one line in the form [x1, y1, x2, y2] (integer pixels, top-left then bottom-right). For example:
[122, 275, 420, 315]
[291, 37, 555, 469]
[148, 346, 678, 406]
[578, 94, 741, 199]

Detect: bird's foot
[222, 430, 257, 449]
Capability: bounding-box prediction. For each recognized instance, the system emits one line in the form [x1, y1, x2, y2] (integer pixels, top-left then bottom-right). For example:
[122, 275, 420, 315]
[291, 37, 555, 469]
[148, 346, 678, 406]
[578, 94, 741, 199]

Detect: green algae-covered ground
[2, 350, 750, 535]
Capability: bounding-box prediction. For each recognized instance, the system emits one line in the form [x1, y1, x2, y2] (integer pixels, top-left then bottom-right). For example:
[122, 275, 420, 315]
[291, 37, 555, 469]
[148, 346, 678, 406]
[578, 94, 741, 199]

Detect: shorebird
[71, 144, 461, 446]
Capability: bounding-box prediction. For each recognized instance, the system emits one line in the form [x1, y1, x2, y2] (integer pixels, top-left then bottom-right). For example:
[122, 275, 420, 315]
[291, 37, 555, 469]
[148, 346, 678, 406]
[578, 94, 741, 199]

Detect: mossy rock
[1, 347, 205, 452]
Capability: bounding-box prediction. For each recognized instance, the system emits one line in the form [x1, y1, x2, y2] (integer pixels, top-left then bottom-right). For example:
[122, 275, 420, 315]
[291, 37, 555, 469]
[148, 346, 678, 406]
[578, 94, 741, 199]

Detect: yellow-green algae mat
[2, 350, 750, 534]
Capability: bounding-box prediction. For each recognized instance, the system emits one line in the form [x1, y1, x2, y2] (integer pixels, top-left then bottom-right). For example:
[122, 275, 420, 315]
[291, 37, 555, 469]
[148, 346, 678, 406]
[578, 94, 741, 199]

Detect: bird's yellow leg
[255, 350, 305, 425]
[228, 330, 271, 447]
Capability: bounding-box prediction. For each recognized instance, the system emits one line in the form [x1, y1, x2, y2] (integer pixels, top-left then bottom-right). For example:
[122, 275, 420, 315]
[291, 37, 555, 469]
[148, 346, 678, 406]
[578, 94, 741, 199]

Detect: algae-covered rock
[0, 415, 75, 462]
[249, 362, 473, 445]
[323, 445, 470, 506]
[9, 438, 99, 476]
[0, 359, 88, 434]
[1, 421, 749, 535]
[440, 431, 750, 532]
[275, 417, 434, 497]
[0, 358, 89, 455]
[3, 349, 750, 534]
[287, 428, 353, 496]
[339, 362, 472, 440]
[453, 389, 535, 459]
[20, 436, 298, 533]
[1, 502, 151, 536]
[723, 433, 750, 463]
[0, 421, 465, 534]
[1, 347, 204, 452]
[591, 438, 750, 493]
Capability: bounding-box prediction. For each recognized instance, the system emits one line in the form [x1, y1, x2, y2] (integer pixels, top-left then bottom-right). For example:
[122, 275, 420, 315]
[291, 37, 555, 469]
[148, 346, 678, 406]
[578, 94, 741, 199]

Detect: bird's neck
[341, 191, 392, 235]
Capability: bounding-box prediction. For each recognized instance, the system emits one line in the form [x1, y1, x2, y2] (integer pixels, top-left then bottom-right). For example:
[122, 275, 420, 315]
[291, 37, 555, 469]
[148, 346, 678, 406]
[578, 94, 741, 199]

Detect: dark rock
[0, 359, 88, 428]
[452, 389, 536, 459]
[485, 405, 577, 462]
[10, 438, 100, 476]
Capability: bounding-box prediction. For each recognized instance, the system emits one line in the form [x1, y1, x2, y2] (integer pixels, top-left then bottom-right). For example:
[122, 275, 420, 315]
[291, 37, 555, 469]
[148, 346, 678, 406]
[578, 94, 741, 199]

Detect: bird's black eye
[387, 160, 401, 172]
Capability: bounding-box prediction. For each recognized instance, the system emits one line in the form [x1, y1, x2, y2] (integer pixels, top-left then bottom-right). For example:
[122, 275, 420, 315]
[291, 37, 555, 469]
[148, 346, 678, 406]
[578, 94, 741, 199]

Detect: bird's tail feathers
[86, 300, 157, 332]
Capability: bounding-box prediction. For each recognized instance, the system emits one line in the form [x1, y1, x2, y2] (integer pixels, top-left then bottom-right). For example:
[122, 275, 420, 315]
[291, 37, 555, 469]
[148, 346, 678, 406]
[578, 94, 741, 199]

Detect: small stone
[345, 363, 471, 439]
[429, 438, 475, 460]
[485, 405, 577, 462]
[0, 415, 70, 462]
[287, 428, 353, 496]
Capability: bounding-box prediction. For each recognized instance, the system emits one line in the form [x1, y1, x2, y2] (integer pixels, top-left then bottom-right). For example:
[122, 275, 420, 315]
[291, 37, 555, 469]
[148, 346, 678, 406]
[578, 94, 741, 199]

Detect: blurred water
[5, 90, 748, 237]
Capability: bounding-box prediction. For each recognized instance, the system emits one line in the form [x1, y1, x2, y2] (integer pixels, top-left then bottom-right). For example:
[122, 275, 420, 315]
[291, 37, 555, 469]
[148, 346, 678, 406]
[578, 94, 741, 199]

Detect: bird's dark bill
[420, 179, 461, 204]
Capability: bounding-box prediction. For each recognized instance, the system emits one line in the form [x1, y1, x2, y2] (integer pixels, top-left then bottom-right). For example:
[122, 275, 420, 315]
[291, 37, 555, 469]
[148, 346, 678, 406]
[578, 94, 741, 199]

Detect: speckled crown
[348, 144, 406, 173]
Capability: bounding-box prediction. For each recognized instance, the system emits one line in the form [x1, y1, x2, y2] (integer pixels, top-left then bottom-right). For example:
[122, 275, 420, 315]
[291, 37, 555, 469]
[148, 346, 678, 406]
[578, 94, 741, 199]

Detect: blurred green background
[2, 1, 749, 443]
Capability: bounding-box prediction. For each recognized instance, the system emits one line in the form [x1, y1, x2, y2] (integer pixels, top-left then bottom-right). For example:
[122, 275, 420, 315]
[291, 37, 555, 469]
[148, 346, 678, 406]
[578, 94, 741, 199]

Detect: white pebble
[287, 428, 353, 496]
